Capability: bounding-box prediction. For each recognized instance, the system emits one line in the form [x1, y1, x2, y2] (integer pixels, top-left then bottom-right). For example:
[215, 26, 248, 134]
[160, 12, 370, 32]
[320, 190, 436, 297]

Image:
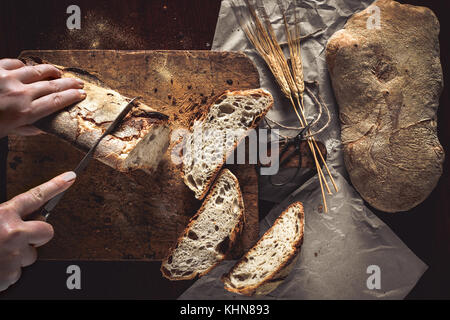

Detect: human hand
[0, 171, 77, 292]
[0, 58, 86, 138]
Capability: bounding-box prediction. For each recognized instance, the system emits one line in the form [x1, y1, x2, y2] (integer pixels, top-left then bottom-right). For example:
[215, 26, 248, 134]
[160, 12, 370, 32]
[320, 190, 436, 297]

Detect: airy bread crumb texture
[222, 202, 304, 296]
[161, 169, 245, 280]
[182, 89, 273, 199]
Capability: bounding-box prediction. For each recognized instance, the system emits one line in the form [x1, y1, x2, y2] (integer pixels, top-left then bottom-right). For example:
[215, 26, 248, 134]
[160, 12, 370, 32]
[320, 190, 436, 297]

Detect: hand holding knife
[37, 97, 163, 220]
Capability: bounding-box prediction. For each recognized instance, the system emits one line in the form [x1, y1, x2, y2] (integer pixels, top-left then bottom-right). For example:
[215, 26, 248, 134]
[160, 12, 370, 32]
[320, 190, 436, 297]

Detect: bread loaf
[222, 202, 304, 296]
[23, 57, 171, 174]
[161, 169, 245, 280]
[181, 89, 273, 199]
[326, 0, 444, 212]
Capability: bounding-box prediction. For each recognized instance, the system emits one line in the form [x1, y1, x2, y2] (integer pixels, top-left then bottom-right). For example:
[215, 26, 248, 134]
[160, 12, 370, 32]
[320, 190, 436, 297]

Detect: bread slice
[161, 168, 245, 280]
[181, 88, 273, 199]
[222, 202, 305, 296]
[22, 56, 171, 174]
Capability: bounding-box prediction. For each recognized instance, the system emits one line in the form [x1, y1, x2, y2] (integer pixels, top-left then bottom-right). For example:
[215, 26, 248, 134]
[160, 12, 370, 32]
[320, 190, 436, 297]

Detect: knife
[38, 97, 142, 221]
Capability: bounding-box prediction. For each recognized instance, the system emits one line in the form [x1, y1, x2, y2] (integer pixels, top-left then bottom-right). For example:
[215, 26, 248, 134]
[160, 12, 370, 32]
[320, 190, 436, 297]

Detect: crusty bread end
[221, 202, 305, 296]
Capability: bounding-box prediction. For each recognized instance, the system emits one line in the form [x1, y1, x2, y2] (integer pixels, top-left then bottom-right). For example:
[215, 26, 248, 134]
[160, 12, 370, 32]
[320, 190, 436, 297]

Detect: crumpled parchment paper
[179, 0, 427, 299]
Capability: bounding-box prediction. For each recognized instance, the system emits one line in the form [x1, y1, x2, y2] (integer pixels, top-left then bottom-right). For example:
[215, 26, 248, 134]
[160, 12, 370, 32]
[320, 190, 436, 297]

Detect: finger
[27, 77, 84, 100]
[8, 125, 44, 136]
[9, 171, 77, 218]
[0, 58, 25, 70]
[23, 220, 54, 247]
[6, 269, 21, 288]
[10, 64, 62, 84]
[0, 263, 22, 291]
[21, 245, 38, 267]
[29, 89, 86, 123]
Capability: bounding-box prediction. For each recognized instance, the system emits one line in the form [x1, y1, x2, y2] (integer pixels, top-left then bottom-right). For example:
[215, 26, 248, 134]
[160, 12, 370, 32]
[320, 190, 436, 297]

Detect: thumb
[23, 220, 54, 247]
[9, 171, 77, 219]
[9, 125, 44, 136]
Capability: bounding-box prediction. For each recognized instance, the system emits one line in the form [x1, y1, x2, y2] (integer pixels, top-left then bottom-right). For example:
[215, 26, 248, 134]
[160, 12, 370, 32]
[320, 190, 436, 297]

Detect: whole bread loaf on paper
[222, 202, 305, 296]
[181, 88, 273, 200]
[22, 57, 171, 174]
[326, 0, 444, 212]
[161, 169, 244, 280]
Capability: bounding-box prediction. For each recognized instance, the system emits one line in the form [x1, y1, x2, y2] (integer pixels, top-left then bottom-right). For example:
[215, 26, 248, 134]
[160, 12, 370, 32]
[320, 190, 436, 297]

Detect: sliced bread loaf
[222, 202, 305, 296]
[161, 168, 245, 280]
[181, 89, 273, 199]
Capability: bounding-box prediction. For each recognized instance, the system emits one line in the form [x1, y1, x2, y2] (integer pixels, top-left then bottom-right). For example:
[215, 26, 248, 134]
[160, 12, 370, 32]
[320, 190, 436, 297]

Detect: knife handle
[25, 207, 49, 222]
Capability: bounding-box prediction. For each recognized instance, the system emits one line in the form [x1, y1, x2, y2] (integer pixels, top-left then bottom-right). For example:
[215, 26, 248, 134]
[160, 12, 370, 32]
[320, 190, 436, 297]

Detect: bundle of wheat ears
[232, 0, 338, 212]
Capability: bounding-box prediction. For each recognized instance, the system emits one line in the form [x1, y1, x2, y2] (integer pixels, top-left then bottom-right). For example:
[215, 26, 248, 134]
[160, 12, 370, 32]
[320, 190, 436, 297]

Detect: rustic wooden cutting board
[7, 50, 260, 260]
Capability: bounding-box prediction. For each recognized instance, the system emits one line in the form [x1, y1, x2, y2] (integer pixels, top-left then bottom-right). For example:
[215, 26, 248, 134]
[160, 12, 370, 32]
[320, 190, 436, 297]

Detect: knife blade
[39, 97, 139, 220]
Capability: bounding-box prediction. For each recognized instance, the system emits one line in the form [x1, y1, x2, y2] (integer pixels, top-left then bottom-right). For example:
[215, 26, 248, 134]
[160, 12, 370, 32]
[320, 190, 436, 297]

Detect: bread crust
[160, 169, 245, 280]
[180, 88, 274, 200]
[221, 202, 304, 296]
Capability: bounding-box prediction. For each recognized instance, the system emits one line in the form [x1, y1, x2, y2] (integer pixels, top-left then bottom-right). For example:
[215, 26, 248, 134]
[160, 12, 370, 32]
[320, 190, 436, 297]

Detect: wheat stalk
[278, 0, 331, 202]
[233, 0, 338, 212]
[263, 4, 332, 206]
[277, 0, 335, 206]
[283, 0, 337, 196]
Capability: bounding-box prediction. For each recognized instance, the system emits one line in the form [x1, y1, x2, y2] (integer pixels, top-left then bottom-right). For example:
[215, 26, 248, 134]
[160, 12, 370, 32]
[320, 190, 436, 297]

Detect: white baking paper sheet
[179, 0, 427, 299]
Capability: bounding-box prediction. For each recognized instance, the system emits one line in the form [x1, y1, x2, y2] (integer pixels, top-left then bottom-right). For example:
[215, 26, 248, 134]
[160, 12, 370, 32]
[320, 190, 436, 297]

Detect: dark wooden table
[0, 0, 449, 299]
